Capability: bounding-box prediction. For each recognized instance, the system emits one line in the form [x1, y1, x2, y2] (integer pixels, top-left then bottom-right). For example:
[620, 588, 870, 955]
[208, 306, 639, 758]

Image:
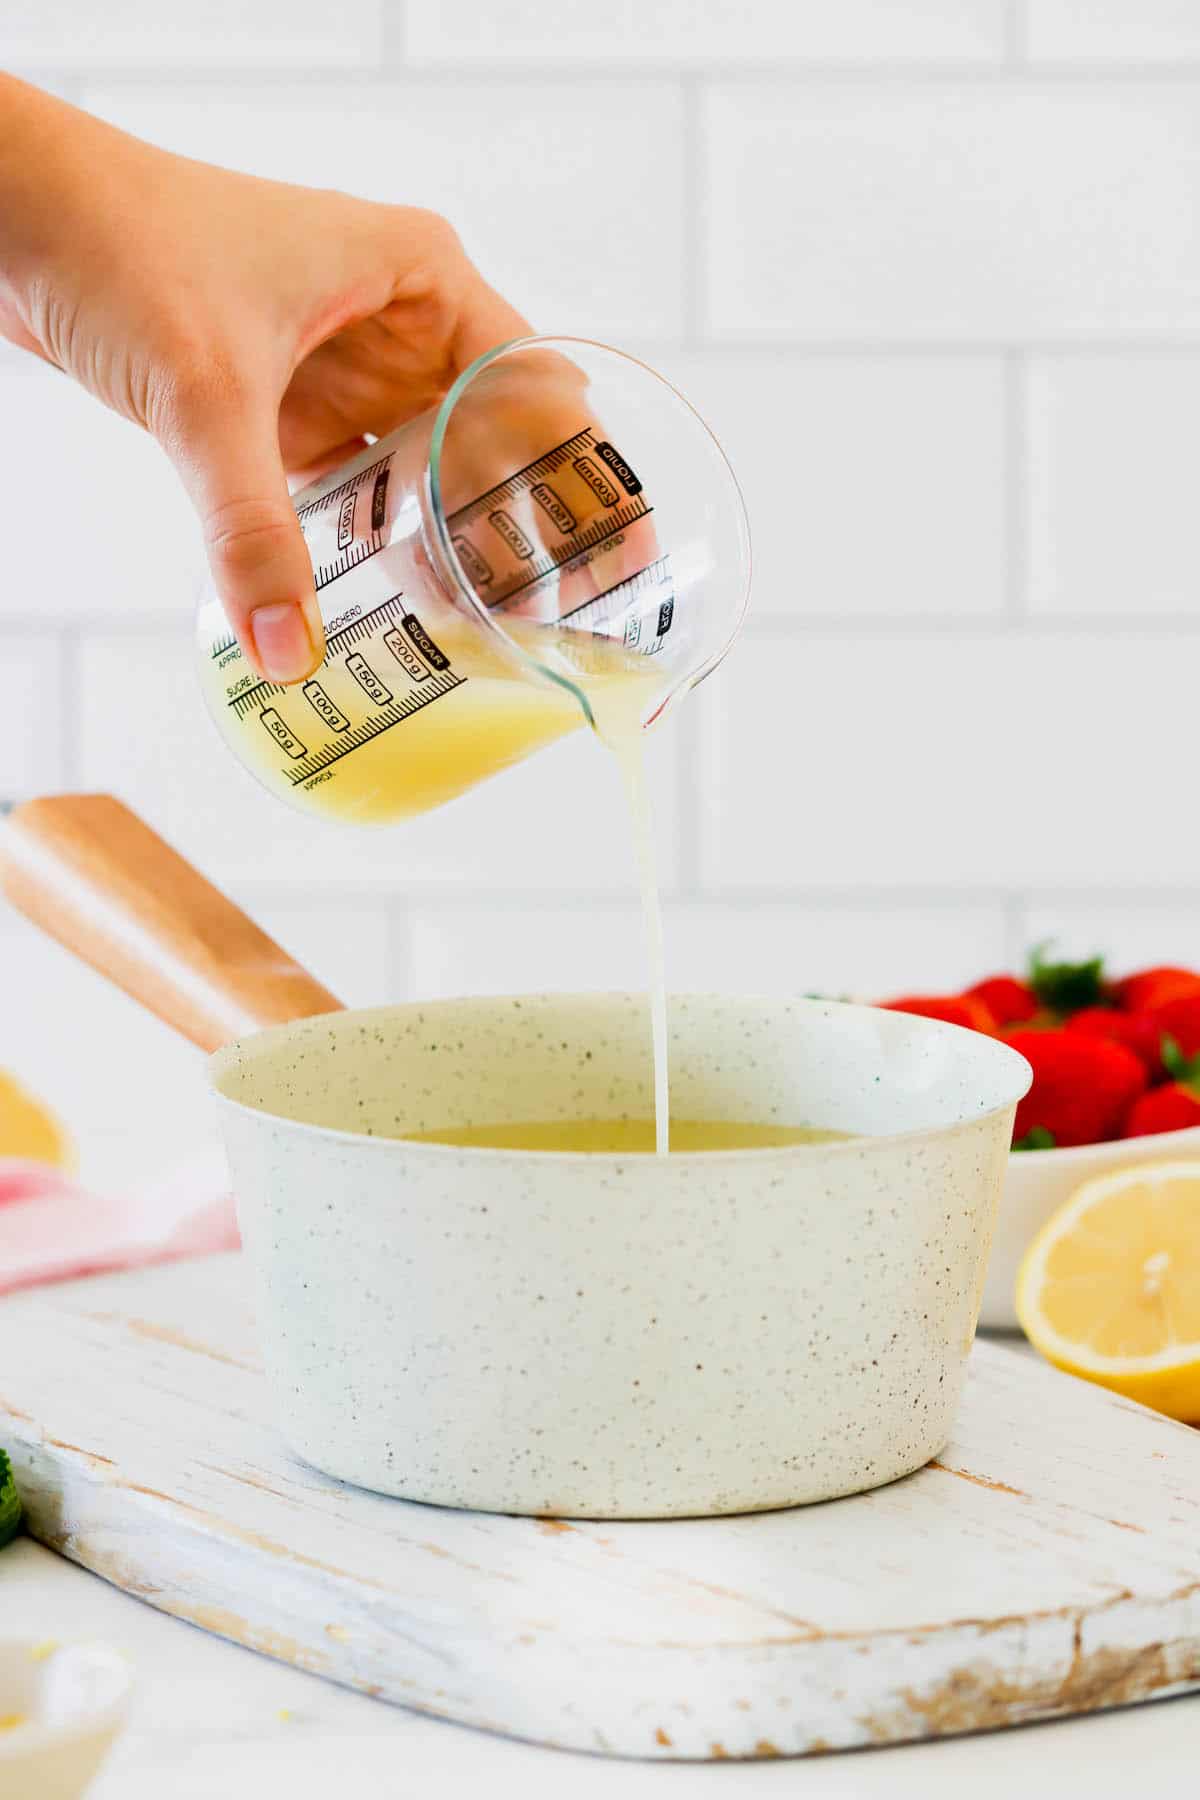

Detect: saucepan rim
[207, 991, 1033, 1163]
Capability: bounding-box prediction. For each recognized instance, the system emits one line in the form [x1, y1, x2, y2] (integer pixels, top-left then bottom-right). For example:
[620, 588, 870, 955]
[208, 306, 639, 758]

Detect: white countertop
[7, 1535, 1199, 1800]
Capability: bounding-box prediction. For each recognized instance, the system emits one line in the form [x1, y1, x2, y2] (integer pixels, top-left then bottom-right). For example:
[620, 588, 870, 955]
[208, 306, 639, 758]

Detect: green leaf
[0, 1449, 21, 1549]
[1161, 1034, 1200, 1089]
[1028, 942, 1107, 1016]
[1013, 1125, 1057, 1152]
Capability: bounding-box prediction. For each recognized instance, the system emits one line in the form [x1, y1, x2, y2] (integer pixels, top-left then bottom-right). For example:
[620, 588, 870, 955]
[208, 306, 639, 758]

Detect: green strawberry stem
[1161, 1034, 1200, 1089]
[1013, 1125, 1057, 1152]
[0, 1449, 22, 1549]
[1028, 942, 1107, 1016]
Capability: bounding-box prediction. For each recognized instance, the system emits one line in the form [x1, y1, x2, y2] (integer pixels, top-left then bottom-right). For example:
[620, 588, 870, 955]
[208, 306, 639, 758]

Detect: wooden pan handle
[0, 794, 342, 1052]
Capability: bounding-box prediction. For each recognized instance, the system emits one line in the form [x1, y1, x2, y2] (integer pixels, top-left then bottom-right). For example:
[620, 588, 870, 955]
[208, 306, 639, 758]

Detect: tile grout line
[1005, 0, 1028, 66]
[680, 73, 704, 349]
[670, 703, 704, 901]
[1003, 893, 1029, 968]
[615, 339, 1200, 356]
[13, 612, 1200, 638]
[56, 625, 82, 788]
[54, 62, 1200, 86]
[231, 883, 1023, 910]
[1004, 348, 1029, 621]
[384, 897, 414, 1000]
[379, 0, 406, 72]
[10, 340, 1200, 368]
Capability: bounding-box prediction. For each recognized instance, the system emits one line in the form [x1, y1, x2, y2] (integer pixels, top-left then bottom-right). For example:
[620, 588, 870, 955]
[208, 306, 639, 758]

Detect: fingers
[164, 374, 325, 683]
[286, 436, 371, 488]
[451, 270, 533, 372]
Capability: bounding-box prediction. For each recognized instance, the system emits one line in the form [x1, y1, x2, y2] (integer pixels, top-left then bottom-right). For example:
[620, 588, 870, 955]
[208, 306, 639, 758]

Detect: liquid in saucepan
[402, 1119, 850, 1154]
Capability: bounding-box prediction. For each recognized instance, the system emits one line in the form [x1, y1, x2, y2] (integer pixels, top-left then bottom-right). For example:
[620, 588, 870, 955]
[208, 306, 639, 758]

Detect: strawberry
[1147, 991, 1200, 1059]
[1111, 965, 1200, 1015]
[881, 994, 996, 1035]
[1006, 1029, 1147, 1149]
[965, 975, 1038, 1027]
[1122, 1084, 1200, 1138]
[1065, 1007, 1165, 1080]
[1123, 1036, 1200, 1139]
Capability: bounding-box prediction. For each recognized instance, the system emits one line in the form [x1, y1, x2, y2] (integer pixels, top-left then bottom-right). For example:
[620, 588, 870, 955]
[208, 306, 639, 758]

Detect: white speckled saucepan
[211, 992, 1031, 1517]
[2, 798, 1032, 1520]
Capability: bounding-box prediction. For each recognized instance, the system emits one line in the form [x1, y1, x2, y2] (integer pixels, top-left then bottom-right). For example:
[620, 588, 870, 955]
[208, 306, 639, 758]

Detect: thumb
[167, 382, 324, 684]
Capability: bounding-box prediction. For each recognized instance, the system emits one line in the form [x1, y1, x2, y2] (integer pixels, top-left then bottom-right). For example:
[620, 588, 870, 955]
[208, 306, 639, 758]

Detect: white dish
[981, 1123, 1200, 1330]
[0, 1639, 131, 1799]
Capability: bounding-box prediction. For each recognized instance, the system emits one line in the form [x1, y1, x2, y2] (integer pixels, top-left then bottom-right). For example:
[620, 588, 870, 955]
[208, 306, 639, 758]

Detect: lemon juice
[202, 608, 545, 823]
[402, 1119, 848, 1153]
[589, 680, 671, 1155]
[198, 598, 667, 825]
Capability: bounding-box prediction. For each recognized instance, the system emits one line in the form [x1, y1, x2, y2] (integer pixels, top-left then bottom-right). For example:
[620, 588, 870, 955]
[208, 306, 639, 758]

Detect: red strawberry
[965, 975, 1038, 1027]
[881, 994, 996, 1035]
[1112, 965, 1200, 1014]
[1065, 1007, 1165, 1080]
[1147, 991, 1200, 1059]
[1006, 1029, 1147, 1149]
[1123, 1084, 1200, 1138]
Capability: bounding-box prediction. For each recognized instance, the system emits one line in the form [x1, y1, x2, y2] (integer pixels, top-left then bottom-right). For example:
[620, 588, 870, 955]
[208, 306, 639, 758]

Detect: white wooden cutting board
[1, 1253, 1198, 1761]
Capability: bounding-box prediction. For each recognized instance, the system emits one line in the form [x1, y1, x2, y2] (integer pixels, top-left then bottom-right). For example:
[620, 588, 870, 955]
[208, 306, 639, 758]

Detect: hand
[0, 76, 529, 682]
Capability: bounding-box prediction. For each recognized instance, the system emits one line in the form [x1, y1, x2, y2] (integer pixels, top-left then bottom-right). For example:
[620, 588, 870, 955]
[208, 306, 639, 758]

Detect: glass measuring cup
[195, 336, 751, 824]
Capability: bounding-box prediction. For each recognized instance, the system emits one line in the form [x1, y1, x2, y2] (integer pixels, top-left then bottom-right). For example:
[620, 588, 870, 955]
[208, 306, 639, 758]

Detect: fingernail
[250, 601, 319, 683]
[300, 593, 327, 661]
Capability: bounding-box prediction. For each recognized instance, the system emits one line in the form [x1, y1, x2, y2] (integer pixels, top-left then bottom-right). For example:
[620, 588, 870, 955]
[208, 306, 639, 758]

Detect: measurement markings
[287, 665, 463, 788]
[210, 460, 391, 660]
[558, 554, 674, 627]
[223, 590, 464, 787]
[226, 595, 413, 716]
[479, 499, 655, 612]
[445, 427, 595, 530]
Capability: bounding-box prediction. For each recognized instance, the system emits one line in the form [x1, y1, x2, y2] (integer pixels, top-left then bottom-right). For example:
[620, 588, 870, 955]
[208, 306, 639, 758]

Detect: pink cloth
[0, 1150, 240, 1294]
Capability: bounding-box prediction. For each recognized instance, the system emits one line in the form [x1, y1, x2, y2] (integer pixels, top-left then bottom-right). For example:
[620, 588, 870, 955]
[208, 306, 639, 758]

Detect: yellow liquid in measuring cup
[200, 610, 603, 825]
[403, 1119, 849, 1153]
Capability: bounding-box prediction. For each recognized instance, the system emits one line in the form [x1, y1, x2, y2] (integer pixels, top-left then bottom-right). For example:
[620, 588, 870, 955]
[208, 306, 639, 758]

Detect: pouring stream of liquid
[590, 688, 669, 1156]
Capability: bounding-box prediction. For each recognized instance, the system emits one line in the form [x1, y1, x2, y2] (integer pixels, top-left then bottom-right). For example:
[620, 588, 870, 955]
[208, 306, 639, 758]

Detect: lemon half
[0, 1070, 72, 1169]
[1016, 1159, 1200, 1422]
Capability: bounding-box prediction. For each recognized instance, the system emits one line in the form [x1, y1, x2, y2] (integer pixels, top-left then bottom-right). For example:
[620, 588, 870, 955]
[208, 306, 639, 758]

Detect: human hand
[0, 76, 529, 682]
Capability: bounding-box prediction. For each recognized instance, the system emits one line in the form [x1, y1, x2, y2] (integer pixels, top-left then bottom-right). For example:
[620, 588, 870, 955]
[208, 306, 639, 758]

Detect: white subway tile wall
[698, 629, 1200, 891]
[1025, 1, 1200, 64]
[0, 361, 200, 618]
[407, 900, 1010, 1004]
[0, 637, 62, 796]
[86, 83, 687, 340]
[404, 1, 1011, 66]
[0, 1, 383, 68]
[1027, 355, 1200, 614]
[654, 351, 1009, 617]
[702, 82, 1200, 342]
[1, 2, 1196, 1174]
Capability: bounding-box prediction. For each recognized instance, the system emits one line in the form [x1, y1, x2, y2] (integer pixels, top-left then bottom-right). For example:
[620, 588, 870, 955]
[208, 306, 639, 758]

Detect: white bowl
[0, 1640, 132, 1799]
[981, 1123, 1200, 1330]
